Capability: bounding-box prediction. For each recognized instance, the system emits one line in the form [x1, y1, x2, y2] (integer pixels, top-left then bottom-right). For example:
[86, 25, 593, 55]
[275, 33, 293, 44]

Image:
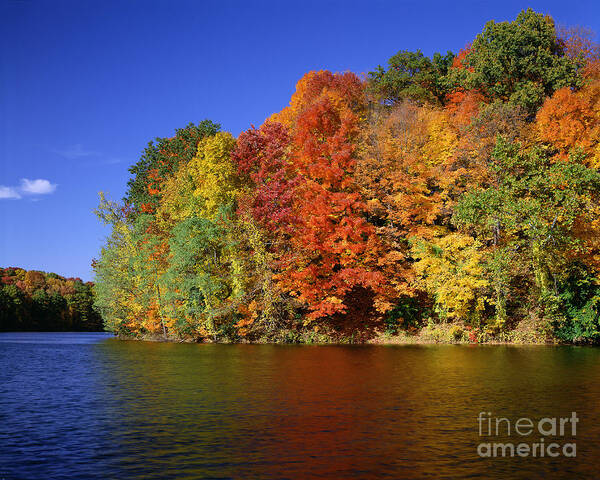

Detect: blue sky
[1, 0, 599, 281]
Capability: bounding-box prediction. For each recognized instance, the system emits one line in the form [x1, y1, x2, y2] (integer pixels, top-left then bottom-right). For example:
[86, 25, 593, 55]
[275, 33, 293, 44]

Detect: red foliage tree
[273, 71, 390, 320]
[232, 121, 299, 233]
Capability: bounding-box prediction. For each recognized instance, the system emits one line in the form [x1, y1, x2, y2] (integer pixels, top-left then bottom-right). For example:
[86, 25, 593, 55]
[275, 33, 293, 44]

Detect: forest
[93, 9, 600, 344]
[0, 267, 102, 331]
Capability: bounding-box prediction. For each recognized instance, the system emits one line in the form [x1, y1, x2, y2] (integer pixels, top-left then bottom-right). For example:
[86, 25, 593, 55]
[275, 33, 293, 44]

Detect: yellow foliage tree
[412, 234, 490, 322]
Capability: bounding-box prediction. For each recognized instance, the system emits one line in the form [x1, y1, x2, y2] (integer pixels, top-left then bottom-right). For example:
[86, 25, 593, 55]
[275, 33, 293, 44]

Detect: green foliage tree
[93, 194, 141, 335]
[450, 8, 582, 114]
[156, 131, 243, 338]
[454, 139, 600, 333]
[368, 50, 455, 105]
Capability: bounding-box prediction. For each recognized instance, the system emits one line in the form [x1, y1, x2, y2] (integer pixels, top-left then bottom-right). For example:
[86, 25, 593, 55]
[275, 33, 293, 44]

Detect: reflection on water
[1, 333, 599, 479]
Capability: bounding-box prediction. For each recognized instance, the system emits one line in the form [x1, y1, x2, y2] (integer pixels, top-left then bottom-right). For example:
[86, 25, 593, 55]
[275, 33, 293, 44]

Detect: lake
[1, 333, 599, 479]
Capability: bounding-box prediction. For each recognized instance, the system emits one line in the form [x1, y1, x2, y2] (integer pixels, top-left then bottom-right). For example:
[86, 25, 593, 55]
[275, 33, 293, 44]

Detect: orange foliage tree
[536, 80, 600, 168]
[273, 71, 393, 320]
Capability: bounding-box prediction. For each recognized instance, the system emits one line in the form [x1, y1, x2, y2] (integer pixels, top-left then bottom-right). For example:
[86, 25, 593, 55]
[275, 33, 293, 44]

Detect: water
[1, 333, 600, 479]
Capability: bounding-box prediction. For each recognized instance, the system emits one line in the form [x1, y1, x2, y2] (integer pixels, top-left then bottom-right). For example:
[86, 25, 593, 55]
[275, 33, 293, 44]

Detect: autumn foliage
[94, 9, 600, 344]
[536, 80, 600, 168]
[0, 267, 101, 331]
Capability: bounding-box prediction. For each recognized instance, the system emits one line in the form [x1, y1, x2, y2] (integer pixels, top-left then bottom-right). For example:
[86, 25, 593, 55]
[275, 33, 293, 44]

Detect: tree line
[0, 267, 103, 331]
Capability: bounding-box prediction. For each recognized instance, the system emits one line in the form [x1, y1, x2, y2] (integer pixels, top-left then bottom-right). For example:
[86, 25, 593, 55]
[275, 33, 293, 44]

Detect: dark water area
[1, 333, 600, 479]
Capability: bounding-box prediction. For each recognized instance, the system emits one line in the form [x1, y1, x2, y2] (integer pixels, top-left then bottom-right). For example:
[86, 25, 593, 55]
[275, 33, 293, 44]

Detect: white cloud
[0, 186, 21, 199]
[53, 143, 99, 159]
[0, 178, 57, 200]
[20, 178, 57, 195]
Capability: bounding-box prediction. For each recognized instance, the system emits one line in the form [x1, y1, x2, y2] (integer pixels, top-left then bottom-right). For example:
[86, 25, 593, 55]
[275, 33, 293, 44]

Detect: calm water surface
[1, 332, 600, 479]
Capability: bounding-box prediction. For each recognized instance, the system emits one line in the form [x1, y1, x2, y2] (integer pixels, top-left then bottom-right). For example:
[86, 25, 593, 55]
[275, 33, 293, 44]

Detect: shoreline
[108, 318, 598, 346]
[3, 329, 594, 346]
[110, 332, 595, 347]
